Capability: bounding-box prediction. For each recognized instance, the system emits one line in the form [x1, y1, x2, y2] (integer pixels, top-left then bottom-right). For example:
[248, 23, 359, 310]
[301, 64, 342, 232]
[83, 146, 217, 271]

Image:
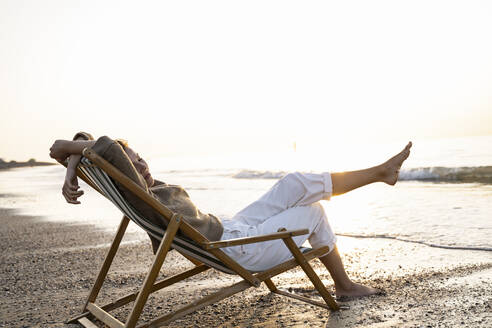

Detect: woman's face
[123, 146, 154, 187]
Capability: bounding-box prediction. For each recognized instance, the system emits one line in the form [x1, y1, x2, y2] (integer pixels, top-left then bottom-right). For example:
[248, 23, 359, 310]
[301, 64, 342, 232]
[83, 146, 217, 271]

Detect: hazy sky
[1, 0, 491, 161]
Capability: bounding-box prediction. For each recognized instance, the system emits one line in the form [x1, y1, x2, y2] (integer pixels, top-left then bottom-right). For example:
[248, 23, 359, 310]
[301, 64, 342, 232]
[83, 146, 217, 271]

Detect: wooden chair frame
[66, 148, 339, 328]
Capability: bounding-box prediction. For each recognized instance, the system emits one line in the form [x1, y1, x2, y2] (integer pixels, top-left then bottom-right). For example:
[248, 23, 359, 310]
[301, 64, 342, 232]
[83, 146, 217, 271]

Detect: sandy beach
[2, 0, 492, 326]
[1, 206, 491, 328]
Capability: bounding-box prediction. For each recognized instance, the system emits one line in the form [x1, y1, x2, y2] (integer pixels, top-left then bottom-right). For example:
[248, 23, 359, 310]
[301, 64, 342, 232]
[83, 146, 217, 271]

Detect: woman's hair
[115, 138, 129, 148]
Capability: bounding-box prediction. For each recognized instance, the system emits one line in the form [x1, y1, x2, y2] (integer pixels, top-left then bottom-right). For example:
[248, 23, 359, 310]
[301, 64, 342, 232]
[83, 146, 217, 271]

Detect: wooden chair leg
[141, 247, 333, 327]
[67, 265, 209, 325]
[83, 216, 130, 312]
[264, 278, 277, 292]
[281, 234, 339, 311]
[140, 278, 254, 328]
[124, 215, 181, 328]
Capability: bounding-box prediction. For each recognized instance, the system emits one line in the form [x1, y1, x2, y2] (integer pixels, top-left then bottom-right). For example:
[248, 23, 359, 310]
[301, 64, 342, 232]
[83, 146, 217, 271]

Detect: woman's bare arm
[50, 138, 96, 204]
[49, 139, 96, 163]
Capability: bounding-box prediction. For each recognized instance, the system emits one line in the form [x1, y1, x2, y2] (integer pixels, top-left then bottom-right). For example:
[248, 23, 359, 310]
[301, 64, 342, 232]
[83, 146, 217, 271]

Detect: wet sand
[1, 207, 491, 327]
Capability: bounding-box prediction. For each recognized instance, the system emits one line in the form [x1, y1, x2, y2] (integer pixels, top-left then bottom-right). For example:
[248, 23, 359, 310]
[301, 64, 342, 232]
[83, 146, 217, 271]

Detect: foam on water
[233, 166, 492, 184]
[233, 170, 287, 179]
[336, 233, 492, 252]
[399, 166, 492, 183]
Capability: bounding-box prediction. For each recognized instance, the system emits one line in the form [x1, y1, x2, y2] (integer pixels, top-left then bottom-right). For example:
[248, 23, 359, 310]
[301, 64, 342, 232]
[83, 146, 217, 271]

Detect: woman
[50, 132, 412, 299]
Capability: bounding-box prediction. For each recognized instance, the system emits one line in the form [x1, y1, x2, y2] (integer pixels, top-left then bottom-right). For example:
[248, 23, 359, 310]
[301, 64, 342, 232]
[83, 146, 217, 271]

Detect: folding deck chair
[66, 147, 340, 328]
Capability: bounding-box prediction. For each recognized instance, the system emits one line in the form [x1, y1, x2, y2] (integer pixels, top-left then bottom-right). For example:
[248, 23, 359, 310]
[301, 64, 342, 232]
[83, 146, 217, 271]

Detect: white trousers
[221, 172, 337, 271]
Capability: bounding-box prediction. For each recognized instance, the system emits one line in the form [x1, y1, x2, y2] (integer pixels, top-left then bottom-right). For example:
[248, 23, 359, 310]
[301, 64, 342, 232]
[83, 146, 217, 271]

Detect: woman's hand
[63, 167, 84, 204]
[49, 140, 71, 163]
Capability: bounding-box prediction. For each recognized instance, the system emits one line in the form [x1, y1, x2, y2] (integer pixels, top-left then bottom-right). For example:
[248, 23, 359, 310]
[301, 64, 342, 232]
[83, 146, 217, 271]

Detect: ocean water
[0, 136, 491, 251]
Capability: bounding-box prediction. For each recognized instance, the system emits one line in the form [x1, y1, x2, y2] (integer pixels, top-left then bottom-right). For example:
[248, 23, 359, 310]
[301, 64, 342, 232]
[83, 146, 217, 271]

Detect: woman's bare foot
[380, 142, 412, 185]
[335, 282, 383, 300]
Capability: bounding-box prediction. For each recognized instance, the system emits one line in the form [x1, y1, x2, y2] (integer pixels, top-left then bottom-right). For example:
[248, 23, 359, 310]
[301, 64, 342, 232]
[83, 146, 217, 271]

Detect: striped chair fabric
[78, 157, 311, 274]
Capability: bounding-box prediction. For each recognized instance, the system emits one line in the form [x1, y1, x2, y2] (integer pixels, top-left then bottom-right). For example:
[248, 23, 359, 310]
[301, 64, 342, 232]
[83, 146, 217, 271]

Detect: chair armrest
[201, 229, 309, 249]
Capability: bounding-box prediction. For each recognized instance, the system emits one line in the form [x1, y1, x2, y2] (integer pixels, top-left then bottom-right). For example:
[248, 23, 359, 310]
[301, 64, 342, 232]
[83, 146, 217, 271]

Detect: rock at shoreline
[0, 158, 55, 170]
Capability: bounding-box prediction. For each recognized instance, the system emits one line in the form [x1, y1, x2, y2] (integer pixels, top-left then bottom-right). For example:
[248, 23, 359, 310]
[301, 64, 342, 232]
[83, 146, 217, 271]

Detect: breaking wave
[398, 166, 492, 184]
[233, 170, 287, 179]
[233, 166, 492, 184]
